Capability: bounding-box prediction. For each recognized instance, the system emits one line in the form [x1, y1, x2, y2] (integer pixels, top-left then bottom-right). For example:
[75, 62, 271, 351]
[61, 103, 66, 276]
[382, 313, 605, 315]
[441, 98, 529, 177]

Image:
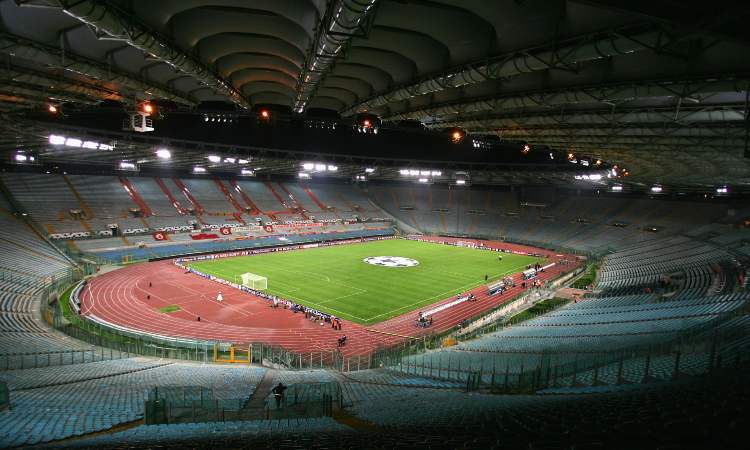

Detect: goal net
[240, 273, 267, 290]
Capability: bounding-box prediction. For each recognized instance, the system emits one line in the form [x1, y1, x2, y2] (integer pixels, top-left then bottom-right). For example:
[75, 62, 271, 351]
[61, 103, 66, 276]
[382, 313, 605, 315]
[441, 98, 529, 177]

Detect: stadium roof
[1, 0, 750, 189]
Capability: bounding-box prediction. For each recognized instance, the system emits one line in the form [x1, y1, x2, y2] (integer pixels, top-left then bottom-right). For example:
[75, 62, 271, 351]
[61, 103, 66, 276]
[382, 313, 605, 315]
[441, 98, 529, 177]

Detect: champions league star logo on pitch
[363, 256, 419, 268]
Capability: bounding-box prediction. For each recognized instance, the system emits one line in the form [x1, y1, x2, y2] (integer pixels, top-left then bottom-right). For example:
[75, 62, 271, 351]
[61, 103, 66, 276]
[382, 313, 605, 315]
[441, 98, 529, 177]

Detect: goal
[240, 273, 267, 290]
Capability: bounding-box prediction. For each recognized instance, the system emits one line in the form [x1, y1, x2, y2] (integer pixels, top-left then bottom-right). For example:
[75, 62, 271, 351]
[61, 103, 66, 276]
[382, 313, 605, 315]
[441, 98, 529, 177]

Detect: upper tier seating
[180, 179, 236, 217]
[66, 175, 142, 231]
[126, 177, 183, 218]
[234, 180, 288, 213]
[0, 173, 84, 234]
[0, 211, 70, 280]
[2, 174, 381, 236]
[369, 184, 730, 254]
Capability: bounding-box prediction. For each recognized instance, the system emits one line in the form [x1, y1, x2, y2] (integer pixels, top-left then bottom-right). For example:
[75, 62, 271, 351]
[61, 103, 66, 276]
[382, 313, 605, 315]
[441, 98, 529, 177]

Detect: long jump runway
[80, 239, 579, 357]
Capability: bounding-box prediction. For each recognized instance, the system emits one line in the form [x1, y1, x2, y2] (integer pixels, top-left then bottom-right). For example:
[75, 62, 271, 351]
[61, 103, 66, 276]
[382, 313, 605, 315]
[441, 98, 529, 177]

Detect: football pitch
[187, 239, 543, 325]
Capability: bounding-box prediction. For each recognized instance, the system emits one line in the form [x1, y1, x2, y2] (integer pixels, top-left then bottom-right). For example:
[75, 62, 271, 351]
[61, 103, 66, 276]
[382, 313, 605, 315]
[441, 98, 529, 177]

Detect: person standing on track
[216, 291, 223, 303]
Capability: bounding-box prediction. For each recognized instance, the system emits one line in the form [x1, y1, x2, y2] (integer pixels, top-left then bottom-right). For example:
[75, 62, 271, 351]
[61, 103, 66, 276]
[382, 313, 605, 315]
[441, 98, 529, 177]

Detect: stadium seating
[369, 184, 731, 254]
[0, 361, 266, 447]
[0, 213, 71, 280]
[0, 174, 384, 238]
[45, 418, 354, 449]
[1, 174, 748, 449]
[378, 236, 748, 387]
[0, 173, 85, 234]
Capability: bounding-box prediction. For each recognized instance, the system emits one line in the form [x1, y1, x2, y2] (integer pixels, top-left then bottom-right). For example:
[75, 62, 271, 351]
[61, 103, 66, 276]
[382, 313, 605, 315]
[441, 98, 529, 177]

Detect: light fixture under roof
[48, 135, 65, 145]
[155, 148, 171, 159]
[207, 155, 221, 163]
[64, 138, 82, 148]
[193, 166, 207, 173]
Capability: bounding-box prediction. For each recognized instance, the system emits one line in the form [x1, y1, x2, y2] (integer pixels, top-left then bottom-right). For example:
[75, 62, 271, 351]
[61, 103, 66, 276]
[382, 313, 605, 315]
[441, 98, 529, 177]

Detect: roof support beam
[19, 0, 248, 108]
[294, 0, 380, 112]
[492, 126, 745, 139]
[0, 63, 123, 103]
[0, 81, 102, 106]
[385, 76, 750, 122]
[428, 106, 747, 130]
[0, 32, 195, 106]
[516, 135, 747, 149]
[342, 24, 676, 115]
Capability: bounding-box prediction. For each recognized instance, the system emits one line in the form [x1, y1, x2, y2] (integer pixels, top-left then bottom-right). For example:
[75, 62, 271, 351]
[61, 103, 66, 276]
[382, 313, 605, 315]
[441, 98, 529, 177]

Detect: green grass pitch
[187, 239, 544, 325]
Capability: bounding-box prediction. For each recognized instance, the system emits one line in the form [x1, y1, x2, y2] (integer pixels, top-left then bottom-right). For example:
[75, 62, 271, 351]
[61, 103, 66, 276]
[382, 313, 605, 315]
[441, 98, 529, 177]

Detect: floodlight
[49, 135, 65, 145]
[155, 148, 171, 159]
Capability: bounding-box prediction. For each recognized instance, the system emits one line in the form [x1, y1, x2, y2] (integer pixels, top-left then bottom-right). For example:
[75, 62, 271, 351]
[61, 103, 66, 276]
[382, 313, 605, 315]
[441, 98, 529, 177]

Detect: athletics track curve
[79, 238, 580, 357]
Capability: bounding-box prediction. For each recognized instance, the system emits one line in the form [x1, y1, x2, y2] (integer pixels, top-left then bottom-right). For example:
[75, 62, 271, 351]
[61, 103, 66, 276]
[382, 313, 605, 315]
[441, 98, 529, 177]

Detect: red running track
[80, 238, 581, 357]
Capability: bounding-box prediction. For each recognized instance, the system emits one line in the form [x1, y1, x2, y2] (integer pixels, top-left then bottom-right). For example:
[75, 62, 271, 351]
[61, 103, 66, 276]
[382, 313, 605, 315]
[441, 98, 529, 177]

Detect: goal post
[240, 272, 267, 290]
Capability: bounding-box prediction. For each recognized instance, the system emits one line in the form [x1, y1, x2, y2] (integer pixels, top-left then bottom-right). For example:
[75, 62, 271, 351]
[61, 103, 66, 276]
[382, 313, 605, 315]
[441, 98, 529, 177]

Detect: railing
[145, 386, 250, 425]
[0, 348, 131, 371]
[264, 382, 342, 419]
[0, 381, 8, 410]
[0, 269, 38, 286]
[143, 382, 342, 425]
